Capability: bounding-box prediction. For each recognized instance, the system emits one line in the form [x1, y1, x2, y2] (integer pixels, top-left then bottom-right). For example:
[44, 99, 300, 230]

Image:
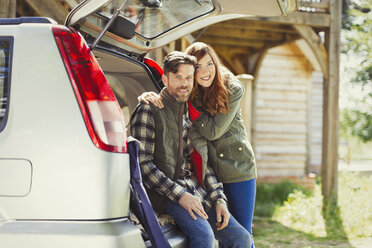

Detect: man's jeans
[165, 200, 252, 248]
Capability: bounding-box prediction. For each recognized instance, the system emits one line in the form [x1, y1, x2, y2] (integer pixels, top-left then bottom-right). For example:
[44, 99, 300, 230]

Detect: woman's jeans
[224, 178, 256, 248]
[165, 200, 251, 248]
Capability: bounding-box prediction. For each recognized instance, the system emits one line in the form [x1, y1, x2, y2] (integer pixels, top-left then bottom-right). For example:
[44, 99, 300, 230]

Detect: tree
[340, 0, 372, 142]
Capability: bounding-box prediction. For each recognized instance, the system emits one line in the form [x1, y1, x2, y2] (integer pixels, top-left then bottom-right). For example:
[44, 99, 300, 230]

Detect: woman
[140, 42, 257, 247]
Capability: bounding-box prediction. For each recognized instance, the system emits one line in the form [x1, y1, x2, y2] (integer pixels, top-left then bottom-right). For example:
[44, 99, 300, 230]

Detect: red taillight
[52, 26, 127, 153]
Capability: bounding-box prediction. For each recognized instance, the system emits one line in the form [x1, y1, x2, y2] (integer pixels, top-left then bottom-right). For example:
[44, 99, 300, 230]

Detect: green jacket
[148, 89, 209, 213]
[192, 76, 257, 183]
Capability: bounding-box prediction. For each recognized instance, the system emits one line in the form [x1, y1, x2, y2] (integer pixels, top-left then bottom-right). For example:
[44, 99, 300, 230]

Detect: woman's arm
[137, 91, 164, 108]
[192, 79, 244, 140]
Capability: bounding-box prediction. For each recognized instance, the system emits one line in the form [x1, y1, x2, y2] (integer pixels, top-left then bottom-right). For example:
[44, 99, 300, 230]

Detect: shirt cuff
[168, 184, 187, 203]
[214, 198, 227, 206]
[209, 189, 227, 203]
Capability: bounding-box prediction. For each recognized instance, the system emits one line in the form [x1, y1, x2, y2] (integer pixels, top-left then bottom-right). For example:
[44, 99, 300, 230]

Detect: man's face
[162, 64, 194, 102]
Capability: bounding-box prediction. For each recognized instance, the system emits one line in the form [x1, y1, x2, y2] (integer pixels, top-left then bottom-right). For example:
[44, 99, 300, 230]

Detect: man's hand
[138, 91, 164, 108]
[178, 192, 208, 220]
[215, 200, 230, 231]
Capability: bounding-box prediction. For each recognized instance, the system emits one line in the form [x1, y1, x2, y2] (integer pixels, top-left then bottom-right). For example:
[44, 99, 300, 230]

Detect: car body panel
[0, 218, 146, 248]
[0, 159, 32, 196]
[68, 0, 299, 53]
[67, 0, 298, 27]
[217, 0, 299, 16]
[0, 23, 130, 221]
[65, 0, 111, 26]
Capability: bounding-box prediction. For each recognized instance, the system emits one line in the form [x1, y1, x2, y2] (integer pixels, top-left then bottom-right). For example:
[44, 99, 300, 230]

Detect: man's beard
[169, 87, 191, 102]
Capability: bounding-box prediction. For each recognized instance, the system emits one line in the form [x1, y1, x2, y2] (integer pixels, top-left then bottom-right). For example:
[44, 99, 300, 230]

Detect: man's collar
[159, 88, 188, 114]
[160, 88, 186, 106]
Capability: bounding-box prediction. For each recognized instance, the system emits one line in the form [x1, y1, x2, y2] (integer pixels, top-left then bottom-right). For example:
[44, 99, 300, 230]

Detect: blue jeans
[224, 179, 256, 248]
[165, 200, 251, 248]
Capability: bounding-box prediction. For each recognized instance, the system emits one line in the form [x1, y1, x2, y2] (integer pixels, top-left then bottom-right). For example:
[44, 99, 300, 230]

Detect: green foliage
[342, 0, 371, 30]
[340, 108, 372, 142]
[254, 180, 311, 217]
[342, 0, 372, 50]
[353, 63, 372, 86]
[272, 185, 327, 237]
[338, 172, 372, 238]
[267, 173, 372, 240]
[340, 0, 372, 143]
[253, 173, 372, 246]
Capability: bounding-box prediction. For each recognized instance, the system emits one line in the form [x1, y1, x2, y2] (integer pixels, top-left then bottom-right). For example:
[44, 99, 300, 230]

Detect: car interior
[94, 49, 161, 130]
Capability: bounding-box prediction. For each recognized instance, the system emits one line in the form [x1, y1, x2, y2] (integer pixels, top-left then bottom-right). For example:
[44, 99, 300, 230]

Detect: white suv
[0, 0, 297, 247]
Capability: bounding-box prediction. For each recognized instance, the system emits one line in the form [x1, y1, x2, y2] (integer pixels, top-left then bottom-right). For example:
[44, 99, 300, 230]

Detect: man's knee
[187, 223, 215, 248]
[234, 228, 252, 248]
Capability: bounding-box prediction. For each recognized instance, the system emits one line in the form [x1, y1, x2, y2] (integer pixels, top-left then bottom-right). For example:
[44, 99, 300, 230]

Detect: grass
[253, 172, 372, 248]
[254, 180, 311, 218]
[254, 217, 354, 248]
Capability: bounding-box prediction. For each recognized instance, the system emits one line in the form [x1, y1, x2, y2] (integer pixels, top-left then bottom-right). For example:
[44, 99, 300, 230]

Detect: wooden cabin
[253, 43, 319, 184]
[1, 0, 341, 200]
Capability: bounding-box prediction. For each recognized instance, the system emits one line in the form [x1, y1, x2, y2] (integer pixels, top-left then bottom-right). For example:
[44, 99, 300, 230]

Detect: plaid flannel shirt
[130, 102, 226, 211]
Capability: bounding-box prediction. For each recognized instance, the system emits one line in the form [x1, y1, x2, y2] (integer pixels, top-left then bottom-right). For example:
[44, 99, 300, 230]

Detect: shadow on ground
[253, 217, 354, 248]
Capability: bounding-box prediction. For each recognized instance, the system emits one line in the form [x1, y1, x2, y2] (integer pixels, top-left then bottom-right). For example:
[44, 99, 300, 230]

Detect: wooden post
[0, 0, 16, 18]
[305, 69, 312, 175]
[293, 24, 328, 79]
[181, 37, 189, 52]
[237, 74, 254, 141]
[250, 51, 266, 149]
[155, 10, 163, 65]
[168, 41, 176, 52]
[321, 0, 341, 204]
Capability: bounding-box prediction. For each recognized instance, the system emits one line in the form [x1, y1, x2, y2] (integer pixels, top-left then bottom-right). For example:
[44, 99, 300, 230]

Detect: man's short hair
[163, 51, 197, 75]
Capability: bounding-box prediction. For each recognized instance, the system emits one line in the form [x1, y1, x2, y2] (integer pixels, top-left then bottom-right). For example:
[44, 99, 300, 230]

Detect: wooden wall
[309, 71, 323, 173]
[253, 42, 316, 180]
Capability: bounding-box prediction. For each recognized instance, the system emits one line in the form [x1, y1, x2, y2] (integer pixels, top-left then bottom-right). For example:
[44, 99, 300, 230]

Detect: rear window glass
[0, 38, 12, 131]
[100, 0, 215, 39]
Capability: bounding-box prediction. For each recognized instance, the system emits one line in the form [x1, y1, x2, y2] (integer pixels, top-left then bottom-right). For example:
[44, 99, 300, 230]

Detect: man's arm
[130, 103, 208, 220]
[130, 103, 186, 202]
[203, 166, 226, 203]
[204, 166, 230, 230]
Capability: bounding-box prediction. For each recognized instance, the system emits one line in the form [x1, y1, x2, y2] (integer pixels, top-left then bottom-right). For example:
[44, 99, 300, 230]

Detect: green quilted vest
[147, 89, 208, 213]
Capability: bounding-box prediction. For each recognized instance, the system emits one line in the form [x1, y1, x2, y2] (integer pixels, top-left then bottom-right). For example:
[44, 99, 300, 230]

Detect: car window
[99, 0, 214, 39]
[0, 38, 12, 131]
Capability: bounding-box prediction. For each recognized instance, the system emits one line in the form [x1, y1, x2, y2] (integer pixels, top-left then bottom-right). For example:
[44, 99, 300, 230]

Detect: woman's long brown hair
[185, 42, 230, 116]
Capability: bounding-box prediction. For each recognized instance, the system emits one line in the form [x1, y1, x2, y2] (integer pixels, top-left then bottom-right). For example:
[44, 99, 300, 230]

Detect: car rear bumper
[0, 218, 145, 248]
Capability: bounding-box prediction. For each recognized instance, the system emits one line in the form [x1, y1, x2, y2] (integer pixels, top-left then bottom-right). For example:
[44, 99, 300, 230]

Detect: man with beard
[130, 51, 251, 248]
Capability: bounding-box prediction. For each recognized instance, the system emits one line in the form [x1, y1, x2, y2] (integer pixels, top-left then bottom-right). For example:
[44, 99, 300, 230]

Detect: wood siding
[309, 71, 323, 173]
[253, 42, 313, 178]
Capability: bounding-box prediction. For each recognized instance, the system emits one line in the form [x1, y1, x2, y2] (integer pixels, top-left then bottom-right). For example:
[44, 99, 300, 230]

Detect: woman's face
[195, 54, 216, 88]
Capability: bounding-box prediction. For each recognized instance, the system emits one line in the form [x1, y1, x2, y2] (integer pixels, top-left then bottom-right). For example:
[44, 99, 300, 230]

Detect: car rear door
[65, 0, 298, 56]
